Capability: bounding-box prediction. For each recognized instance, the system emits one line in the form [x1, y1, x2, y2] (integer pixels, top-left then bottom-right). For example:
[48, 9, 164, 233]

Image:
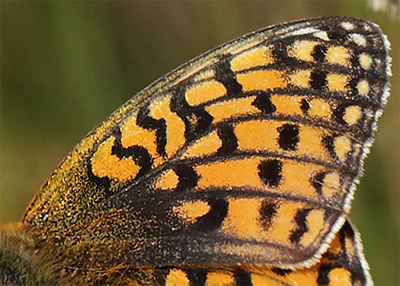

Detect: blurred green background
[1, 2, 398, 285]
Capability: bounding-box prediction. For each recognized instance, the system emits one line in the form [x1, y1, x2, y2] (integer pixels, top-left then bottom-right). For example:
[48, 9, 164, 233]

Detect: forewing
[22, 17, 390, 272]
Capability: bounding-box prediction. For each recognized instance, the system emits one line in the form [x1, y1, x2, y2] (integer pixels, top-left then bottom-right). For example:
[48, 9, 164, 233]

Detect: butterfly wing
[22, 16, 390, 275]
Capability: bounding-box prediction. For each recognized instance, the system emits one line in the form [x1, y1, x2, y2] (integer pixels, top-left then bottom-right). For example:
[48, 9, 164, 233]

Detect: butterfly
[0, 16, 391, 285]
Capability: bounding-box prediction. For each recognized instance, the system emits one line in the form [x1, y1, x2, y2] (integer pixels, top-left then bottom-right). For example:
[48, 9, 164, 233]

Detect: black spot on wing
[310, 70, 327, 90]
[174, 163, 199, 191]
[290, 208, 312, 244]
[311, 44, 327, 62]
[234, 269, 253, 286]
[217, 124, 238, 155]
[300, 98, 311, 114]
[252, 91, 277, 114]
[193, 197, 228, 232]
[185, 268, 208, 285]
[215, 57, 243, 98]
[317, 264, 334, 286]
[271, 268, 292, 276]
[277, 123, 299, 151]
[258, 159, 283, 188]
[259, 199, 278, 231]
[311, 172, 326, 196]
[322, 135, 336, 159]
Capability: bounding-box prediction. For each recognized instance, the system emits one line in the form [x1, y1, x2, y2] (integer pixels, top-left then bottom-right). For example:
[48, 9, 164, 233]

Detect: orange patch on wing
[195, 158, 264, 189]
[150, 96, 185, 157]
[221, 198, 265, 240]
[91, 137, 140, 181]
[205, 96, 260, 123]
[231, 46, 274, 72]
[237, 70, 286, 91]
[183, 130, 222, 158]
[185, 80, 227, 106]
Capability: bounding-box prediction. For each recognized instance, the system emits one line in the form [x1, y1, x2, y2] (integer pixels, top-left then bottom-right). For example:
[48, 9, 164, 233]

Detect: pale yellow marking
[350, 33, 367, 46]
[121, 115, 159, 162]
[297, 125, 330, 161]
[359, 53, 372, 70]
[195, 158, 264, 189]
[185, 80, 227, 106]
[206, 271, 234, 286]
[326, 46, 350, 66]
[308, 98, 332, 119]
[343, 105, 362, 125]
[231, 46, 274, 72]
[357, 79, 369, 96]
[322, 172, 340, 199]
[183, 130, 222, 158]
[328, 268, 352, 286]
[91, 137, 140, 181]
[205, 96, 260, 123]
[334, 135, 352, 162]
[345, 234, 356, 256]
[300, 209, 325, 247]
[280, 162, 322, 198]
[327, 73, 348, 91]
[289, 70, 311, 88]
[235, 120, 280, 152]
[165, 269, 190, 286]
[288, 40, 319, 62]
[237, 70, 286, 91]
[173, 200, 210, 223]
[155, 169, 179, 190]
[150, 96, 185, 157]
[221, 198, 265, 240]
[266, 201, 304, 245]
[313, 31, 329, 41]
[194, 69, 215, 82]
[271, 95, 303, 116]
[341, 21, 355, 30]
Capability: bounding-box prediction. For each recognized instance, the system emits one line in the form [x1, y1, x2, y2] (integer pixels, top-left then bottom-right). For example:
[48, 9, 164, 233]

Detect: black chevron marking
[136, 105, 167, 157]
[171, 85, 214, 142]
[215, 56, 243, 98]
[217, 123, 238, 155]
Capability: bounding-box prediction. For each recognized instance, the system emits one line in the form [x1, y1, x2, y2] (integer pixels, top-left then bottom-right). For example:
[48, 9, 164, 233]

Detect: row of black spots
[137, 105, 167, 157]
[170, 85, 214, 142]
[215, 55, 244, 98]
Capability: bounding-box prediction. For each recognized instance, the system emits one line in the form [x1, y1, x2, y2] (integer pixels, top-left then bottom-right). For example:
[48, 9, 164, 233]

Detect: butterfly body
[0, 16, 390, 285]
